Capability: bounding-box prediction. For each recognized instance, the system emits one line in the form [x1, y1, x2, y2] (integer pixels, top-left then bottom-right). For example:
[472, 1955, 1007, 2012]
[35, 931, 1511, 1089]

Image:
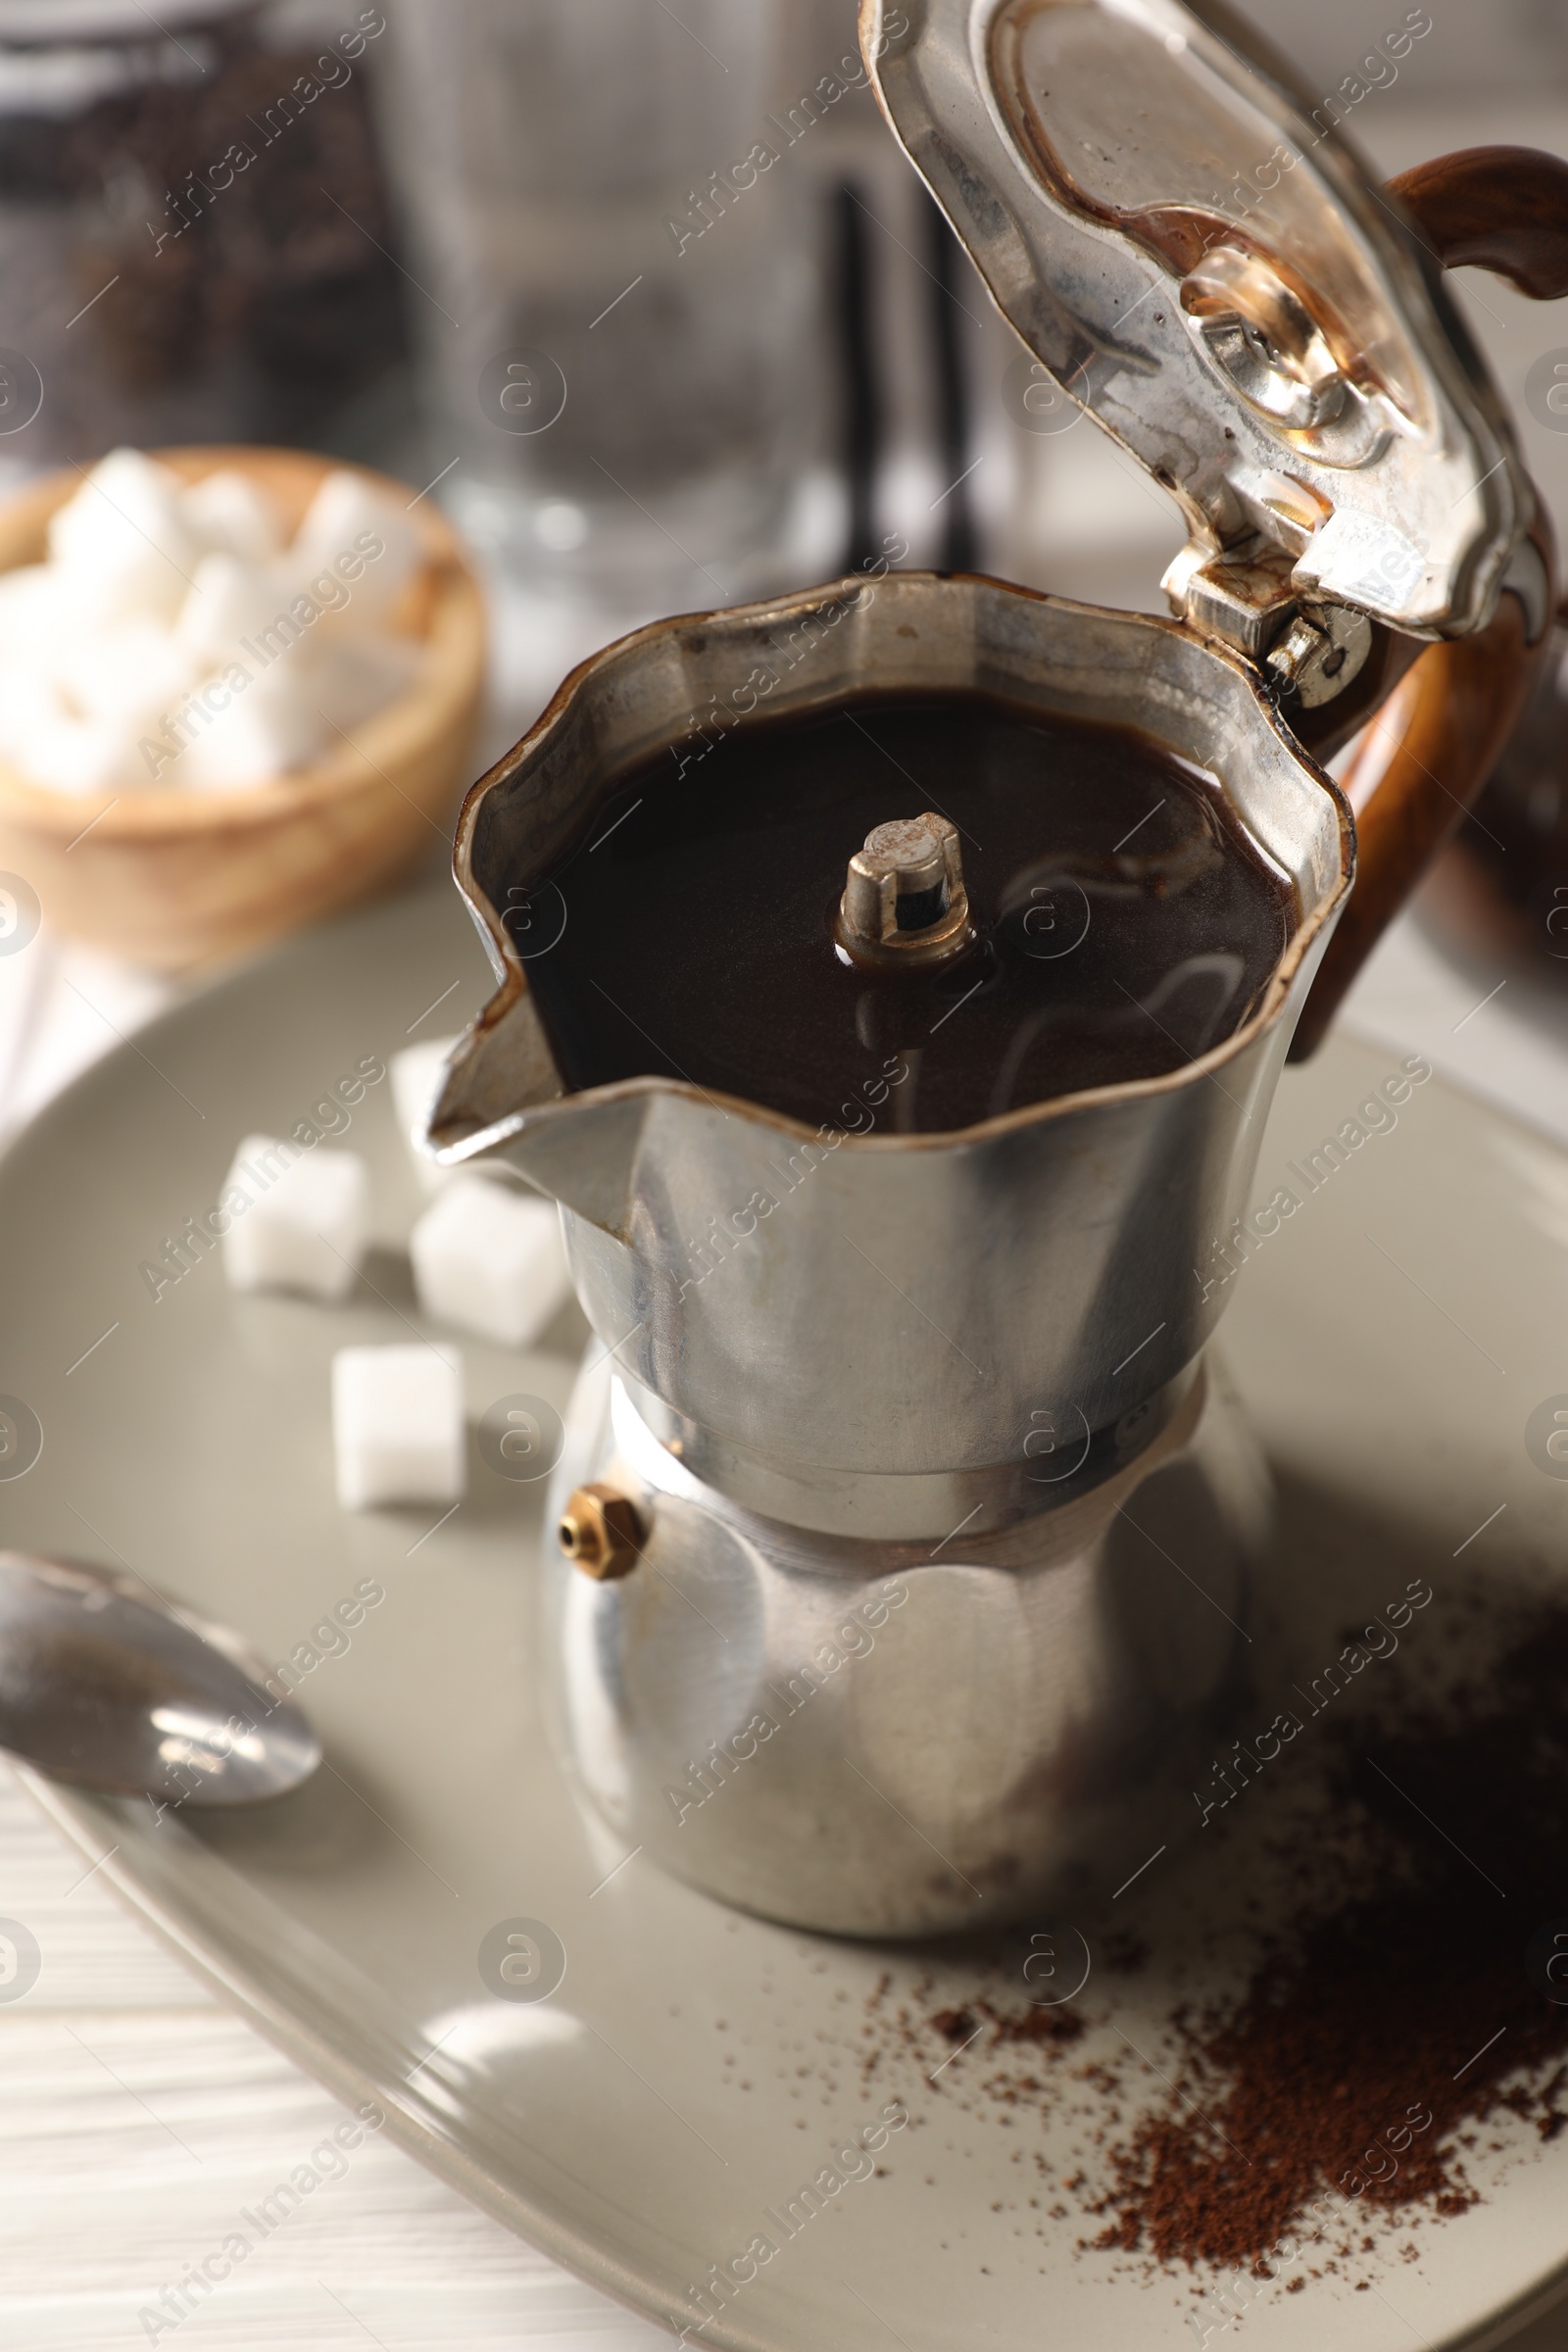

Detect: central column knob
[838, 810, 972, 968]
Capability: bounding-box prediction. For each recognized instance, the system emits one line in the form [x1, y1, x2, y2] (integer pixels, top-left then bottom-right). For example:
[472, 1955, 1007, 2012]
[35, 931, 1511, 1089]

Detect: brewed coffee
[519, 693, 1295, 1134]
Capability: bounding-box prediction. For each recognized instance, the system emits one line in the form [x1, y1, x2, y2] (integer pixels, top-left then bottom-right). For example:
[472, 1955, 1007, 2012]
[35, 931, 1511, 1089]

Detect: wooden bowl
[0, 446, 485, 971]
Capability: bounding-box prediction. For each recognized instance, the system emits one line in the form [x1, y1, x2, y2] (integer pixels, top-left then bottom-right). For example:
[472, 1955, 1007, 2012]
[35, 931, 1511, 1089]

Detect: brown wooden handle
[1287, 148, 1568, 1057]
[1288, 594, 1539, 1059]
[1387, 146, 1568, 299]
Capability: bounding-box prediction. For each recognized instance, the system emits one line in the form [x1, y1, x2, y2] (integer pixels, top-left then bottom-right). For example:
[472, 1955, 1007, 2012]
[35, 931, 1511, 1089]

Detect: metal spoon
[0, 1551, 319, 1806]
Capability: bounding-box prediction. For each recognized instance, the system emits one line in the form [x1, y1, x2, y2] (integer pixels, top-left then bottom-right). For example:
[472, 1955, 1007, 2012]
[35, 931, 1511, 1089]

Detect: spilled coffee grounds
[1085, 1603, 1568, 2270]
[839, 1599, 1568, 2292]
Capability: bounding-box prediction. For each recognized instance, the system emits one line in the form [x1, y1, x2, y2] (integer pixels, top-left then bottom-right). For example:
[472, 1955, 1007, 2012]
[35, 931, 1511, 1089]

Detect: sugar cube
[48, 449, 199, 625]
[180, 468, 285, 564]
[0, 670, 123, 793]
[173, 551, 302, 668]
[293, 469, 418, 629]
[332, 1344, 465, 1509]
[410, 1176, 571, 1349]
[51, 618, 192, 733]
[178, 668, 327, 792]
[220, 1133, 368, 1299]
[391, 1036, 461, 1193]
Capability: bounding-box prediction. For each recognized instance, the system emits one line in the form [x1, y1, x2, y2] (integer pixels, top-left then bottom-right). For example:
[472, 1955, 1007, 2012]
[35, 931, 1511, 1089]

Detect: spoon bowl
[0, 1551, 319, 1806]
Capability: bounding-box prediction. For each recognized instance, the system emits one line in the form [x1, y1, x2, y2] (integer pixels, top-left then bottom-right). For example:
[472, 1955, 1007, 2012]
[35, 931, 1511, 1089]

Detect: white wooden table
[0, 1766, 673, 2351]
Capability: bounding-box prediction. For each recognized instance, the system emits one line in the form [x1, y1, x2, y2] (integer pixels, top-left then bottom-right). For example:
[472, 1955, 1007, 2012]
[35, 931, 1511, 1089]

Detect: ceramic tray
[4, 884, 1567, 2352]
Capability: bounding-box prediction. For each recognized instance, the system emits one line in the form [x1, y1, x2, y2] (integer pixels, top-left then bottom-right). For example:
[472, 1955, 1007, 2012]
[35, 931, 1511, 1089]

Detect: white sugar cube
[220, 1133, 368, 1298]
[332, 1344, 465, 1509]
[180, 468, 285, 564]
[410, 1176, 571, 1348]
[173, 551, 301, 668]
[391, 1035, 461, 1193]
[51, 618, 192, 732]
[48, 449, 197, 624]
[293, 469, 417, 629]
[178, 667, 326, 791]
[49, 449, 189, 566]
[0, 667, 126, 793]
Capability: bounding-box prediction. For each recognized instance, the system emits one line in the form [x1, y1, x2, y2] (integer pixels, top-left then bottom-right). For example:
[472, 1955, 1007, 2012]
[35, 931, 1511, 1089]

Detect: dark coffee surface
[517, 694, 1296, 1134]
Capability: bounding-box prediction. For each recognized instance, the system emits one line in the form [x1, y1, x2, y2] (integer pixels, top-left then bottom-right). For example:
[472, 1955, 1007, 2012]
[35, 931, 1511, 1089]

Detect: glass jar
[0, 0, 407, 472]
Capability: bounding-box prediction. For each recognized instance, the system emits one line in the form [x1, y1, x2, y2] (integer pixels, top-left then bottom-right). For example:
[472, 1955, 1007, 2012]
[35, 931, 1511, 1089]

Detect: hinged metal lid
[862, 0, 1527, 643]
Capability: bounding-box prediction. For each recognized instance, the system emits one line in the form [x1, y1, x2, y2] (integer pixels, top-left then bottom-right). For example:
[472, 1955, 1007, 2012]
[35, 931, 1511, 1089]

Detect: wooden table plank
[0, 1765, 664, 2352]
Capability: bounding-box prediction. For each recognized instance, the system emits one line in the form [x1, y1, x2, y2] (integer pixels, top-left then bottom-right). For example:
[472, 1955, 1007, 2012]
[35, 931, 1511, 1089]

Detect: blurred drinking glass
[380, 0, 820, 619]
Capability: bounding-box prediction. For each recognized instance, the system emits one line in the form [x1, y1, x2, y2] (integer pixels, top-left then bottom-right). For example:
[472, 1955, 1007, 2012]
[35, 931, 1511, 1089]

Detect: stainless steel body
[434, 575, 1348, 1511]
[545, 1348, 1272, 1936]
